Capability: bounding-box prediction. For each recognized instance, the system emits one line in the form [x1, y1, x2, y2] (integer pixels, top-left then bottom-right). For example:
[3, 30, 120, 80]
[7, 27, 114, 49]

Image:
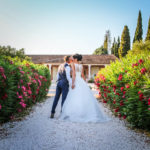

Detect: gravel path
[0, 82, 150, 150]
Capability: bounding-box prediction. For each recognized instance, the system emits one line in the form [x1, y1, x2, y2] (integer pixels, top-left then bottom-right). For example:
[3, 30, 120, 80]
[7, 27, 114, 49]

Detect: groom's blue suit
[51, 63, 70, 114]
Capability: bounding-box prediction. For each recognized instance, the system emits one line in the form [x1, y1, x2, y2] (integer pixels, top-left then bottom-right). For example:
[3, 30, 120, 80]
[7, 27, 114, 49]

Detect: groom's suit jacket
[57, 63, 72, 86]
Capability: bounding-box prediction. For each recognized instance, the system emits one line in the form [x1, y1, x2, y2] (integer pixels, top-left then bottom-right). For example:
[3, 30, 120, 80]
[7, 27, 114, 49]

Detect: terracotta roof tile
[27, 54, 117, 64]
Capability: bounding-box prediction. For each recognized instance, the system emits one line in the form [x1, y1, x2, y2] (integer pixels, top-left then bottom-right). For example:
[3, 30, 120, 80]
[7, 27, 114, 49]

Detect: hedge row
[95, 46, 150, 130]
[0, 56, 51, 123]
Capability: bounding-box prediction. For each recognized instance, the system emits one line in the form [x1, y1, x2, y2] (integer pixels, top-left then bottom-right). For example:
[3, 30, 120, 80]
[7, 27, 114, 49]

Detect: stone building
[28, 55, 117, 80]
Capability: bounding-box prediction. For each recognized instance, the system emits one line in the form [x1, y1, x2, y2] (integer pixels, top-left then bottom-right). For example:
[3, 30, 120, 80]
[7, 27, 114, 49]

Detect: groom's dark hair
[64, 55, 70, 62]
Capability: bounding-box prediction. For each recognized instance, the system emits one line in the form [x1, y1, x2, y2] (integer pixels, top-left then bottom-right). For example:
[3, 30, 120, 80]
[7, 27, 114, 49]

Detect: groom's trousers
[51, 80, 69, 114]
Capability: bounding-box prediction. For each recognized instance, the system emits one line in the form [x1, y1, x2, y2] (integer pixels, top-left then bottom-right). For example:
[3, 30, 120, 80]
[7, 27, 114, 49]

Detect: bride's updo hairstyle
[73, 54, 82, 61]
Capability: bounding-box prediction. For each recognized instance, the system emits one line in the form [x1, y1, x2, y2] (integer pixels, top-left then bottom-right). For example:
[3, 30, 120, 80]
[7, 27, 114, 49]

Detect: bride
[60, 54, 110, 123]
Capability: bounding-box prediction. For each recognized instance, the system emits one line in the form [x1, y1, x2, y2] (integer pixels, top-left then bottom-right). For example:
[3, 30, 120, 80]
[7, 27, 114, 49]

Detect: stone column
[88, 64, 91, 79]
[49, 64, 52, 75]
[49, 64, 52, 80]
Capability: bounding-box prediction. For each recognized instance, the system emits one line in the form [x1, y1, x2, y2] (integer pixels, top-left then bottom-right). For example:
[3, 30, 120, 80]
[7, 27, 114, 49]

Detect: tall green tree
[103, 30, 111, 54]
[93, 30, 111, 55]
[103, 34, 108, 50]
[145, 17, 150, 41]
[119, 25, 130, 58]
[0, 45, 31, 61]
[111, 36, 120, 57]
[111, 38, 116, 55]
[117, 36, 120, 57]
[117, 36, 120, 50]
[93, 45, 107, 55]
[133, 10, 143, 43]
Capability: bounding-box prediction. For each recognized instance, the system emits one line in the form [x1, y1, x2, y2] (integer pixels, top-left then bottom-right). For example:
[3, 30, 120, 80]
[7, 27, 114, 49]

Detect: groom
[50, 55, 74, 118]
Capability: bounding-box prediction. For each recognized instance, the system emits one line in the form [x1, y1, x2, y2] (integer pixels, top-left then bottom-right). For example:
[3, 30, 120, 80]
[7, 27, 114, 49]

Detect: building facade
[28, 55, 117, 80]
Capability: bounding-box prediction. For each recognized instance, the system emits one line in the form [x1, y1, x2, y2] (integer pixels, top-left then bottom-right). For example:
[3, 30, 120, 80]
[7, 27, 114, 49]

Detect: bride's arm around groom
[70, 61, 76, 89]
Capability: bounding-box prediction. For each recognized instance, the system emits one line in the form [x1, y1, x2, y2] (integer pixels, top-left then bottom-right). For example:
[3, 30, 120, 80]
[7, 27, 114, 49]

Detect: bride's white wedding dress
[60, 63, 110, 123]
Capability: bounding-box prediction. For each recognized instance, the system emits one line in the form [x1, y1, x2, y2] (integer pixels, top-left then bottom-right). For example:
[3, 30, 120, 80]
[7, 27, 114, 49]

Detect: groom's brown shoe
[50, 113, 54, 118]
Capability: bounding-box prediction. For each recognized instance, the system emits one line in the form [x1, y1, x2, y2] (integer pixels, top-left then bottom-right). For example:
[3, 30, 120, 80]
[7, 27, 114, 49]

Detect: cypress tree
[104, 34, 108, 50]
[117, 36, 120, 50]
[133, 10, 143, 43]
[103, 30, 111, 54]
[111, 38, 116, 55]
[111, 37, 120, 58]
[93, 46, 105, 55]
[119, 25, 130, 58]
[116, 36, 120, 57]
[103, 34, 108, 54]
[145, 17, 150, 41]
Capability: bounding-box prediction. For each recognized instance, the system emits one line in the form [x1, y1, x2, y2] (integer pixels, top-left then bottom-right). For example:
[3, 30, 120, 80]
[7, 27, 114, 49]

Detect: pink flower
[22, 86, 26, 91]
[20, 71, 25, 74]
[114, 108, 119, 112]
[116, 93, 120, 96]
[118, 74, 123, 81]
[120, 101, 124, 106]
[38, 79, 41, 86]
[39, 75, 43, 79]
[19, 102, 26, 108]
[2, 73, 6, 79]
[132, 63, 138, 68]
[103, 100, 107, 103]
[21, 99, 24, 103]
[141, 68, 147, 74]
[139, 93, 144, 100]
[0, 104, 2, 110]
[123, 91, 126, 95]
[96, 83, 100, 87]
[122, 95, 125, 99]
[113, 85, 117, 90]
[138, 59, 144, 64]
[104, 93, 107, 98]
[36, 89, 40, 94]
[26, 63, 30, 67]
[23, 92, 27, 96]
[134, 81, 137, 85]
[120, 87, 124, 92]
[126, 84, 130, 89]
[27, 90, 32, 95]
[32, 79, 36, 84]
[18, 67, 22, 70]
[27, 82, 31, 87]
[0, 66, 4, 73]
[22, 103, 26, 108]
[123, 115, 126, 119]
[20, 80, 23, 84]
[18, 95, 23, 99]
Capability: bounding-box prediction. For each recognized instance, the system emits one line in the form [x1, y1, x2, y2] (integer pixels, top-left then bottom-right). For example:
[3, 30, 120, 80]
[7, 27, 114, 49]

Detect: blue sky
[0, 0, 149, 54]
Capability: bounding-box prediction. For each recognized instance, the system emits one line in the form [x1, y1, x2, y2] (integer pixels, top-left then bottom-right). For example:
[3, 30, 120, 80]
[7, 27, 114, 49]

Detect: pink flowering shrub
[95, 49, 150, 130]
[0, 56, 51, 123]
